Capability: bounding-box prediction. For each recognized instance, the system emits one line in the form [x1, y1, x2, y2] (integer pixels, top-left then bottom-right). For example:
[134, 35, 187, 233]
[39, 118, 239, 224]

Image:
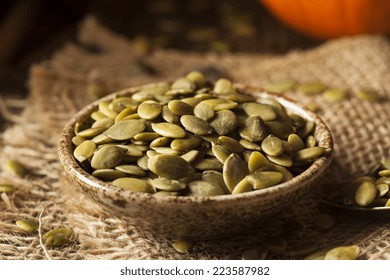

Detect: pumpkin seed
[151, 177, 186, 191]
[91, 145, 125, 169]
[171, 134, 202, 151]
[90, 111, 107, 121]
[15, 219, 38, 233]
[181, 97, 202, 107]
[115, 165, 146, 176]
[232, 177, 253, 194]
[193, 102, 214, 121]
[263, 79, 295, 93]
[297, 121, 315, 139]
[92, 118, 115, 129]
[246, 171, 283, 190]
[248, 151, 269, 173]
[375, 183, 389, 197]
[223, 154, 249, 192]
[99, 101, 118, 119]
[110, 97, 139, 113]
[148, 154, 192, 180]
[209, 110, 238, 135]
[241, 102, 277, 121]
[324, 245, 360, 260]
[305, 135, 316, 148]
[133, 132, 160, 141]
[218, 136, 243, 153]
[151, 122, 186, 138]
[378, 169, 390, 177]
[150, 136, 171, 148]
[112, 178, 154, 193]
[103, 119, 145, 140]
[239, 139, 262, 151]
[137, 100, 162, 120]
[202, 170, 229, 194]
[4, 160, 26, 177]
[268, 163, 293, 182]
[153, 191, 179, 196]
[115, 107, 138, 123]
[187, 180, 225, 196]
[43, 228, 74, 247]
[137, 155, 149, 170]
[355, 89, 379, 101]
[193, 158, 223, 171]
[306, 102, 320, 112]
[214, 78, 236, 94]
[181, 150, 200, 163]
[0, 184, 15, 193]
[380, 158, 390, 170]
[72, 135, 85, 146]
[261, 135, 284, 156]
[239, 116, 268, 142]
[73, 140, 96, 162]
[265, 121, 294, 140]
[171, 77, 195, 90]
[211, 143, 231, 163]
[294, 147, 325, 162]
[92, 169, 127, 181]
[168, 100, 193, 116]
[298, 82, 326, 95]
[172, 239, 194, 253]
[287, 134, 305, 152]
[161, 105, 180, 124]
[323, 88, 348, 103]
[267, 154, 293, 167]
[355, 180, 377, 206]
[201, 98, 237, 111]
[186, 71, 206, 88]
[180, 115, 213, 135]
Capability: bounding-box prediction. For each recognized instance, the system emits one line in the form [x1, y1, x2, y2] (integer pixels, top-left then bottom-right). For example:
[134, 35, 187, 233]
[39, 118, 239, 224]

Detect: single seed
[15, 219, 38, 234]
[241, 102, 277, 121]
[324, 245, 360, 260]
[187, 180, 225, 196]
[91, 145, 125, 169]
[355, 180, 377, 206]
[202, 170, 229, 194]
[248, 151, 269, 173]
[232, 177, 253, 194]
[376, 183, 389, 197]
[186, 71, 206, 88]
[201, 98, 237, 111]
[92, 118, 115, 129]
[193, 158, 223, 171]
[112, 178, 154, 193]
[180, 115, 213, 135]
[104, 119, 145, 140]
[287, 134, 305, 152]
[137, 100, 162, 120]
[294, 147, 325, 162]
[171, 77, 195, 90]
[162, 105, 180, 124]
[209, 110, 238, 135]
[181, 150, 200, 163]
[43, 228, 74, 247]
[134, 132, 160, 141]
[73, 140, 96, 162]
[4, 160, 26, 177]
[148, 154, 192, 180]
[261, 135, 284, 156]
[151, 177, 186, 191]
[193, 102, 214, 121]
[239, 139, 262, 151]
[265, 121, 294, 140]
[115, 165, 146, 176]
[168, 100, 193, 116]
[211, 143, 231, 164]
[214, 78, 235, 94]
[378, 169, 390, 177]
[92, 169, 127, 181]
[323, 88, 348, 103]
[171, 134, 202, 151]
[223, 154, 249, 192]
[150, 136, 171, 148]
[246, 171, 283, 190]
[0, 184, 15, 193]
[172, 239, 194, 253]
[151, 122, 186, 138]
[218, 136, 244, 153]
[98, 101, 118, 119]
[263, 79, 295, 93]
[305, 135, 316, 148]
[267, 154, 293, 167]
[298, 82, 326, 95]
[239, 116, 268, 142]
[355, 89, 380, 101]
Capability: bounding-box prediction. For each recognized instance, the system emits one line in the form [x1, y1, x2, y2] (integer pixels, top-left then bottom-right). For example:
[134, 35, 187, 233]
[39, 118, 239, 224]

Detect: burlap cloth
[1, 16, 389, 260]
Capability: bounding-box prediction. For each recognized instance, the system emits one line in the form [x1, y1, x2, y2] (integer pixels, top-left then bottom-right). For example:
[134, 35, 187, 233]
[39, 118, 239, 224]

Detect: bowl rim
[58, 83, 334, 205]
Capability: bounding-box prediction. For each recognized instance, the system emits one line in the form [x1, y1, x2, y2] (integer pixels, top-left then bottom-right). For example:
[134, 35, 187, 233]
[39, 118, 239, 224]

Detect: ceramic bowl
[58, 84, 333, 240]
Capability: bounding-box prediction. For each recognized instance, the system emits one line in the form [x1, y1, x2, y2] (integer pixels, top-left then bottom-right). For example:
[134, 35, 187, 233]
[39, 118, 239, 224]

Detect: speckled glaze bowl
[58, 84, 333, 240]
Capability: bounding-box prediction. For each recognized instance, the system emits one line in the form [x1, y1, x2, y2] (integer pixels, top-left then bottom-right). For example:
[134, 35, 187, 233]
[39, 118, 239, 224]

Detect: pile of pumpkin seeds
[72, 71, 326, 196]
[323, 158, 390, 208]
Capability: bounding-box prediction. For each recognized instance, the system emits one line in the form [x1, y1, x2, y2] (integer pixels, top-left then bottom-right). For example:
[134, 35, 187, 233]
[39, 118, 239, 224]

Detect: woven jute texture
[1, 16, 389, 260]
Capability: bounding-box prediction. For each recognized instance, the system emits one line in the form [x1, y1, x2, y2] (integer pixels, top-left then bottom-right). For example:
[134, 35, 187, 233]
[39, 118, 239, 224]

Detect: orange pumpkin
[260, 0, 390, 39]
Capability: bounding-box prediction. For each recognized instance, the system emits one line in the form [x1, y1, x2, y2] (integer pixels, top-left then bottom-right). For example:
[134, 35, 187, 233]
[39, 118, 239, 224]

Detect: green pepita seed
[242, 102, 277, 121]
[294, 147, 325, 162]
[324, 245, 360, 260]
[112, 178, 154, 193]
[168, 100, 193, 116]
[261, 135, 284, 156]
[161, 105, 180, 124]
[248, 151, 269, 173]
[298, 82, 326, 95]
[133, 132, 160, 141]
[73, 140, 96, 162]
[223, 154, 249, 192]
[181, 150, 200, 163]
[232, 177, 253, 194]
[0, 184, 15, 193]
[43, 228, 74, 247]
[180, 115, 213, 135]
[287, 134, 305, 152]
[187, 180, 225, 196]
[355, 180, 377, 206]
[99, 101, 118, 119]
[151, 177, 186, 191]
[193, 102, 214, 121]
[186, 71, 206, 88]
[376, 183, 389, 197]
[15, 219, 38, 233]
[378, 169, 390, 177]
[150, 136, 171, 148]
[193, 158, 223, 171]
[104, 119, 145, 140]
[172, 239, 194, 253]
[92, 169, 127, 181]
[265, 121, 294, 140]
[72, 135, 85, 146]
[267, 154, 293, 167]
[239, 116, 268, 142]
[148, 154, 192, 180]
[305, 135, 316, 148]
[92, 118, 115, 129]
[239, 139, 262, 151]
[115, 165, 146, 176]
[218, 136, 243, 153]
[171, 134, 202, 151]
[4, 160, 26, 177]
[202, 170, 229, 194]
[91, 145, 125, 169]
[151, 122, 186, 138]
[211, 143, 231, 164]
[209, 110, 238, 135]
[323, 88, 348, 103]
[137, 101, 162, 120]
[355, 89, 380, 101]
[246, 171, 283, 190]
[214, 78, 236, 94]
[171, 77, 195, 90]
[201, 98, 237, 111]
[263, 79, 295, 93]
